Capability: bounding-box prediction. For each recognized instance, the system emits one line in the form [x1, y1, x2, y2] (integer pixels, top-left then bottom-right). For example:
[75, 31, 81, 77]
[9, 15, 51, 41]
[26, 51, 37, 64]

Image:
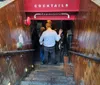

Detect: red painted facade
[24, 0, 80, 20]
[24, 0, 80, 12]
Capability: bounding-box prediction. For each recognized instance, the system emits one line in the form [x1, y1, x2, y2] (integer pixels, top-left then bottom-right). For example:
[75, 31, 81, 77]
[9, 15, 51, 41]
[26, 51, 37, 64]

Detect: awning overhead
[24, 0, 79, 20]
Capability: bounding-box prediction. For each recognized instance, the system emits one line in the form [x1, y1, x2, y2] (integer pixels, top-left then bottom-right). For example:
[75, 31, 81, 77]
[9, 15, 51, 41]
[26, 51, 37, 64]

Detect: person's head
[47, 20, 52, 24]
[40, 27, 45, 32]
[46, 23, 52, 29]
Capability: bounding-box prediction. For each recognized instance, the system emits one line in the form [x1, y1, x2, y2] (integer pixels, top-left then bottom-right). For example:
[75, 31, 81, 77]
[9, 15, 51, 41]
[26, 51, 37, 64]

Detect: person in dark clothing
[39, 27, 45, 63]
[30, 21, 39, 50]
[58, 21, 70, 62]
[61, 28, 72, 63]
[61, 28, 69, 56]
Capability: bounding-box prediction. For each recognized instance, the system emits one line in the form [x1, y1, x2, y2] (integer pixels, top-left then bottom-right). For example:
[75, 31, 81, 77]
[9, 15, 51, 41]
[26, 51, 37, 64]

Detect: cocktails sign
[24, 0, 80, 12]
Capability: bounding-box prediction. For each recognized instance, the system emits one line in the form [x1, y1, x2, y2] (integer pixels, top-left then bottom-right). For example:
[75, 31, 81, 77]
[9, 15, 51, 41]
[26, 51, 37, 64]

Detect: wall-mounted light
[8, 82, 11, 85]
[31, 65, 34, 68]
[24, 68, 28, 72]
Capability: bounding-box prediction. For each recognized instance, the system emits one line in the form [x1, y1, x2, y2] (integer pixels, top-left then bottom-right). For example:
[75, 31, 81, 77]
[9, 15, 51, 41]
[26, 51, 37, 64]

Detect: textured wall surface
[73, 0, 100, 56]
[0, 0, 33, 85]
[72, 0, 100, 85]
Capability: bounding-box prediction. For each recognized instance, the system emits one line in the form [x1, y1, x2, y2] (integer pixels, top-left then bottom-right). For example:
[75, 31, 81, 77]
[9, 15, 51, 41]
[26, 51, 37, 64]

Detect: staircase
[20, 64, 75, 85]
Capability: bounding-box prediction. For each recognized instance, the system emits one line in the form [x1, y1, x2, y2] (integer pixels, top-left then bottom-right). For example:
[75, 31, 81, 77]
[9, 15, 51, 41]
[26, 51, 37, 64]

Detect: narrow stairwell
[20, 64, 75, 85]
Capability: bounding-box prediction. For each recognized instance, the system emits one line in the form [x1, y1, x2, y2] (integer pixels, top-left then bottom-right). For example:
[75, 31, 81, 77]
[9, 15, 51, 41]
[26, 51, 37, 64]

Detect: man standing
[39, 23, 62, 64]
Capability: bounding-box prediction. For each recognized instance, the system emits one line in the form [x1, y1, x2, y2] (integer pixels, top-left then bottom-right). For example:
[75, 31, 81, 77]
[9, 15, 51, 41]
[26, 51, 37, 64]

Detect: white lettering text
[33, 4, 69, 8]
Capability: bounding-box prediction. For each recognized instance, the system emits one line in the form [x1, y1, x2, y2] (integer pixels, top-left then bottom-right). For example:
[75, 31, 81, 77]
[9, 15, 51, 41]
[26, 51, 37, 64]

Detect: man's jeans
[44, 46, 56, 64]
[40, 45, 44, 62]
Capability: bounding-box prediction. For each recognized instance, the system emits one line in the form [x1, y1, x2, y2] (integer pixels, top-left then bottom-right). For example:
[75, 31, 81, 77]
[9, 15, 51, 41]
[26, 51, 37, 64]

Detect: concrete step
[25, 75, 68, 81]
[28, 71, 65, 77]
[20, 64, 75, 85]
[21, 80, 75, 85]
[21, 81, 50, 85]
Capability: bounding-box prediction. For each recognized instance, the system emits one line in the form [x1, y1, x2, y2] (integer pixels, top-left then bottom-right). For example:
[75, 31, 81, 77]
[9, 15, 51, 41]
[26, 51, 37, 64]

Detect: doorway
[30, 20, 74, 63]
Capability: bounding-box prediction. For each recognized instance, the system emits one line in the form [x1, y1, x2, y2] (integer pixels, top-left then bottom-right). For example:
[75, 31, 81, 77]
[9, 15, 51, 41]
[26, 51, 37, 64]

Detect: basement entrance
[30, 20, 74, 63]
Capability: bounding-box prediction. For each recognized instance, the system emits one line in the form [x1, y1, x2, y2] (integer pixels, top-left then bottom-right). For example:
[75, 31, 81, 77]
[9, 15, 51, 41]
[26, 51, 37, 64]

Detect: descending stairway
[20, 64, 75, 85]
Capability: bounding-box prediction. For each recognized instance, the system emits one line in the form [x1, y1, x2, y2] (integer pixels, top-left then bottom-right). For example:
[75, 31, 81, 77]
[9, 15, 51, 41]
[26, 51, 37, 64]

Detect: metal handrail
[0, 49, 35, 56]
[69, 50, 100, 62]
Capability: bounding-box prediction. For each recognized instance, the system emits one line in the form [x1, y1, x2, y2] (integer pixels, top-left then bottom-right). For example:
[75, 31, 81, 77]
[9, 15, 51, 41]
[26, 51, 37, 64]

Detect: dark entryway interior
[30, 20, 74, 63]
